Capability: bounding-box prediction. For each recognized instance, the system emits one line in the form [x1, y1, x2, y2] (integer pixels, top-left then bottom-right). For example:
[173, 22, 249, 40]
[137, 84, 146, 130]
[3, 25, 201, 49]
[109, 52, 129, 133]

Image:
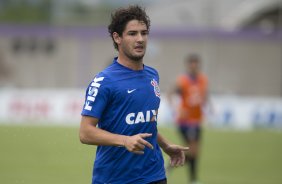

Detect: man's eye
[142, 32, 148, 35]
[128, 32, 136, 36]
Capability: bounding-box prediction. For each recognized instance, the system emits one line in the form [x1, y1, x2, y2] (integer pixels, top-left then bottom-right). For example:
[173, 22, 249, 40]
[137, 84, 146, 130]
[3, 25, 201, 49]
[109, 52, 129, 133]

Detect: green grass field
[0, 125, 282, 184]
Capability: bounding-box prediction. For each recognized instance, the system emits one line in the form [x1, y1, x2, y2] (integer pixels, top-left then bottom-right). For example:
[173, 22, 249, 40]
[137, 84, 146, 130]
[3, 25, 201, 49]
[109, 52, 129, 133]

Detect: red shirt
[176, 73, 208, 125]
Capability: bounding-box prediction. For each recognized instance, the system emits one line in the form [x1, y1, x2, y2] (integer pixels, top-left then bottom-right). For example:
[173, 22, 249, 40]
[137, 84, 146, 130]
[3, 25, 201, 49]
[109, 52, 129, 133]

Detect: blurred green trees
[0, 0, 112, 25]
[0, 0, 51, 23]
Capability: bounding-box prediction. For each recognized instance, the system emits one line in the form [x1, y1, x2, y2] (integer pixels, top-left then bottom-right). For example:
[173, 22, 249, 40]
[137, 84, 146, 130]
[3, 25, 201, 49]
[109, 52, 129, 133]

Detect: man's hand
[123, 133, 154, 154]
[163, 144, 189, 167]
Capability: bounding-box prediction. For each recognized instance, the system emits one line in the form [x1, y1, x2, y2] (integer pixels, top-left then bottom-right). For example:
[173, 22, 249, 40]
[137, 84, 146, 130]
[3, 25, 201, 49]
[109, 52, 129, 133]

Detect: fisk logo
[126, 110, 158, 125]
[84, 76, 104, 111]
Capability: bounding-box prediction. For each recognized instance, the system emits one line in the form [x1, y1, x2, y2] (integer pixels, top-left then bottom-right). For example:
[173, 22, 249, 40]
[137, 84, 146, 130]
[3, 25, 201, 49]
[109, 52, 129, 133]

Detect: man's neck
[188, 72, 198, 80]
[117, 54, 143, 71]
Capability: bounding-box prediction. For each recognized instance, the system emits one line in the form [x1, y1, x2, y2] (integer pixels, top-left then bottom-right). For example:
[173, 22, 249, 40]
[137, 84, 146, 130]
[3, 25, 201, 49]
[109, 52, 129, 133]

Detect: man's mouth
[134, 46, 144, 51]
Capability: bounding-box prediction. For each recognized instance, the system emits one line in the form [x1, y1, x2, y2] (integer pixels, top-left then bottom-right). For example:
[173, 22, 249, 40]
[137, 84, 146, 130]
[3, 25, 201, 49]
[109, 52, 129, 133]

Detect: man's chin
[130, 53, 145, 62]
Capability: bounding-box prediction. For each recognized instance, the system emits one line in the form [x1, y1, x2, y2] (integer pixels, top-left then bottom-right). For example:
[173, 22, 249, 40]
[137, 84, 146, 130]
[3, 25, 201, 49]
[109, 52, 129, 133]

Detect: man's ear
[113, 32, 121, 45]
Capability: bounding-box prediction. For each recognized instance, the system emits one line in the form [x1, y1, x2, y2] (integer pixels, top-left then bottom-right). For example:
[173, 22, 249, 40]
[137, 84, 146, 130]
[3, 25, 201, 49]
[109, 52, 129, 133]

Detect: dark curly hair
[108, 5, 151, 50]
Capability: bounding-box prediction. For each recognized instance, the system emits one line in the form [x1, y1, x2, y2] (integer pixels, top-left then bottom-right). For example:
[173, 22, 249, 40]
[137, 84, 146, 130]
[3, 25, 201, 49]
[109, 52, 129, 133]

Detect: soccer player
[79, 5, 188, 184]
[168, 54, 208, 184]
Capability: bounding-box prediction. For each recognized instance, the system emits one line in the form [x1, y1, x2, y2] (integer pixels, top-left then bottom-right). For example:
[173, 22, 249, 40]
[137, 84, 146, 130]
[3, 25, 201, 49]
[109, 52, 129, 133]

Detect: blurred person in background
[79, 5, 188, 184]
[168, 54, 208, 184]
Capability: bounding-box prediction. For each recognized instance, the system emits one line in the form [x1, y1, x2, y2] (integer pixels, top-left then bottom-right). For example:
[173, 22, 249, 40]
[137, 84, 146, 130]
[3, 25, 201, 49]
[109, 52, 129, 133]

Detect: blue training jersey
[81, 58, 166, 184]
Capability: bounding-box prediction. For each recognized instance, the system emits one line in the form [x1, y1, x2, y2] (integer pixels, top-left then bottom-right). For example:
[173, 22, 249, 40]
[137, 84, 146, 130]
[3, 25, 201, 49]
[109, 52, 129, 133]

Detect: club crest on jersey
[151, 79, 160, 98]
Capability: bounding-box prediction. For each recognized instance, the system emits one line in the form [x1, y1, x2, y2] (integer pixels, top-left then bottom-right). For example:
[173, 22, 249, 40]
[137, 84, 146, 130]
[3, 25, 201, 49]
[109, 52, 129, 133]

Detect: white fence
[207, 95, 282, 129]
[0, 90, 282, 129]
[0, 89, 83, 125]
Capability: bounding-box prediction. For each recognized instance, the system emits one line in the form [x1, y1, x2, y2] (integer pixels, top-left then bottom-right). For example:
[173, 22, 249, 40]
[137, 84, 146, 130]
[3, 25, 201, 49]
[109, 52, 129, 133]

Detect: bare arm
[79, 115, 153, 154]
[157, 133, 189, 167]
[157, 133, 171, 150]
[79, 115, 126, 146]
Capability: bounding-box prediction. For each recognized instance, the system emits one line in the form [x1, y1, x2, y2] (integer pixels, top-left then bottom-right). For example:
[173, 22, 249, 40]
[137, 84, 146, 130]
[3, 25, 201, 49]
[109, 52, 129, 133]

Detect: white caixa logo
[126, 110, 158, 125]
[84, 76, 104, 111]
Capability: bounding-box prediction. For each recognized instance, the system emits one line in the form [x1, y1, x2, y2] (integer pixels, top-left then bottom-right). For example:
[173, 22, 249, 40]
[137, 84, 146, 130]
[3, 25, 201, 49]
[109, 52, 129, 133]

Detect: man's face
[188, 60, 200, 76]
[116, 20, 148, 62]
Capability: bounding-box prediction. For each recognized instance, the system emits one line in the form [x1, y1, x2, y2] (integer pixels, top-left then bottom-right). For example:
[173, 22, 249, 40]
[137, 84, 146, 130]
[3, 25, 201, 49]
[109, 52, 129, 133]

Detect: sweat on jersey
[81, 58, 166, 184]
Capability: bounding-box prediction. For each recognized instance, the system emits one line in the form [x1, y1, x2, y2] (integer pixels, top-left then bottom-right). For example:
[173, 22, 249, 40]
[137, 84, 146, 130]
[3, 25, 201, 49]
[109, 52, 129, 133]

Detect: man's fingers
[178, 146, 189, 151]
[138, 138, 154, 149]
[174, 157, 181, 167]
[139, 133, 152, 138]
[135, 143, 145, 150]
[170, 159, 174, 167]
[170, 158, 177, 167]
[181, 152, 185, 165]
[138, 133, 153, 149]
[176, 157, 182, 166]
[132, 150, 144, 155]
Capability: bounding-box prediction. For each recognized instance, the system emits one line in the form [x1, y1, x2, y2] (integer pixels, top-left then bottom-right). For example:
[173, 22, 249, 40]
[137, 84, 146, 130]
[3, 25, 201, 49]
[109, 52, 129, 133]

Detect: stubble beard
[126, 52, 144, 63]
[122, 45, 146, 63]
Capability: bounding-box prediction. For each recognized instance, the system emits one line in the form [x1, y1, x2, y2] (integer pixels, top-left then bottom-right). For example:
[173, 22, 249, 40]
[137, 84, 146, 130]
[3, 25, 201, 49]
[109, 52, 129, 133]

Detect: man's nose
[136, 33, 144, 42]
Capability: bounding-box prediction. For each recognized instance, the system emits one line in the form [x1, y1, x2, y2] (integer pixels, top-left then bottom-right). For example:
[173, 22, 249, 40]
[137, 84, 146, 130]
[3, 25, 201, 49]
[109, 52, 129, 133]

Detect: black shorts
[147, 178, 167, 184]
[178, 124, 201, 142]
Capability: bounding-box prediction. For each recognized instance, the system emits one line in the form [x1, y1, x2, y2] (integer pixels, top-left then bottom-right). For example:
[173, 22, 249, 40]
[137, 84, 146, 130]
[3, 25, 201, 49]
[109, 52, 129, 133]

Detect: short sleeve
[81, 75, 110, 119]
[176, 75, 185, 89]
